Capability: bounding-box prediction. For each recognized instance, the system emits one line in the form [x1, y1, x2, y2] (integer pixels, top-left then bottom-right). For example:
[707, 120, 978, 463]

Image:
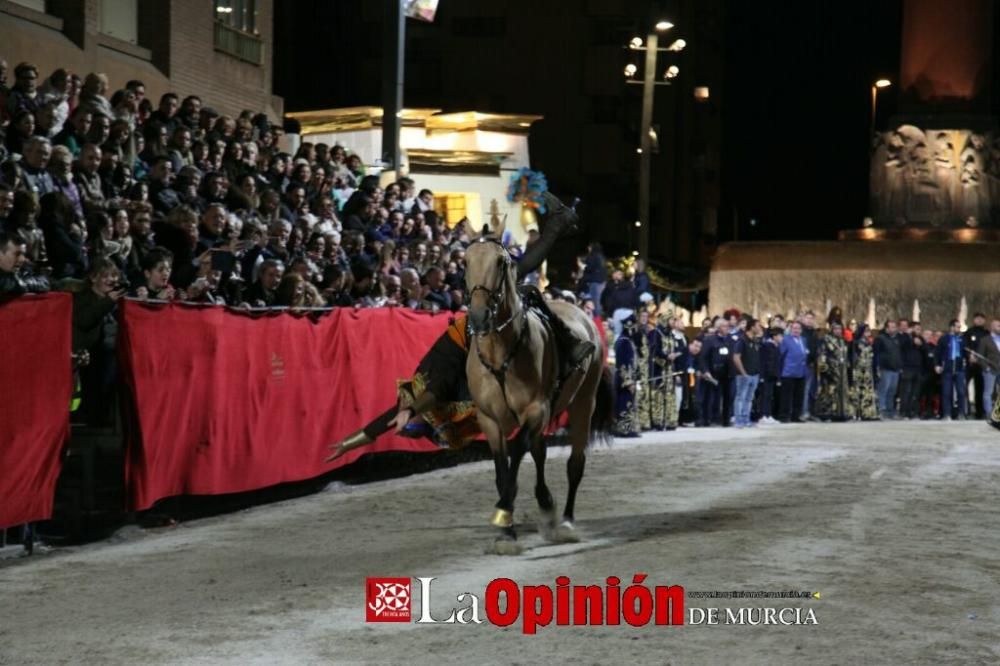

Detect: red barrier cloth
[0, 294, 72, 529]
[118, 302, 451, 510]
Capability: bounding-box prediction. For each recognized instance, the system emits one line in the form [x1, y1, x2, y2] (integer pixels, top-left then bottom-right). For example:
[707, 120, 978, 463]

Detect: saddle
[518, 285, 595, 382]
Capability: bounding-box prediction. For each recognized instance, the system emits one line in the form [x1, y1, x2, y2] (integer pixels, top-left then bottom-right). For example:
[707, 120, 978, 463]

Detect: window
[215, 0, 258, 35]
[213, 0, 262, 64]
[100, 0, 138, 44]
[7, 0, 46, 13]
[433, 193, 483, 228]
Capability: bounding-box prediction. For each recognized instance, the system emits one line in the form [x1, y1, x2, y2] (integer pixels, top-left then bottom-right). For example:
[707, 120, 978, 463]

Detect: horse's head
[465, 225, 515, 335]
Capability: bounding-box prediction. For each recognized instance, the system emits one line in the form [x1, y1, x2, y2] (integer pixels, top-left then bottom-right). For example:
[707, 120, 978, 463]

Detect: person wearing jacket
[935, 319, 968, 420]
[698, 319, 735, 426]
[779, 321, 808, 422]
[963, 313, 989, 418]
[758, 328, 783, 424]
[0, 230, 50, 294]
[873, 320, 903, 419]
[601, 269, 638, 338]
[899, 324, 924, 419]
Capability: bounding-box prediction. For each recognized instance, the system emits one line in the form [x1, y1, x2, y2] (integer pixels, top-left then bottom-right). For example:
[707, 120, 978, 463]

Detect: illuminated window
[214, 0, 258, 34]
[213, 0, 262, 64]
[433, 193, 483, 228]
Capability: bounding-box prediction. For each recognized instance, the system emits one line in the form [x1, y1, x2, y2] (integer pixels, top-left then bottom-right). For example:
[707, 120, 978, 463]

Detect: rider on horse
[327, 191, 597, 460]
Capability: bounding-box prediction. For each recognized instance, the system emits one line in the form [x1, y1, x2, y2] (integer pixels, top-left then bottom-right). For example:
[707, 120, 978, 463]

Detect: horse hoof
[537, 508, 559, 542]
[554, 520, 581, 543]
[488, 536, 523, 556]
[490, 508, 513, 528]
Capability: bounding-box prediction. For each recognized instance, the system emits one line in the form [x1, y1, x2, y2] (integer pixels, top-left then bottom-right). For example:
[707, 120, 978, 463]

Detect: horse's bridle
[466, 236, 530, 427]
[466, 237, 520, 337]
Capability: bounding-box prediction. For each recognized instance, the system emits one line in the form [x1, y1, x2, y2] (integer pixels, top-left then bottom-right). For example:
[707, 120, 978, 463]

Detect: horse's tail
[589, 366, 615, 445]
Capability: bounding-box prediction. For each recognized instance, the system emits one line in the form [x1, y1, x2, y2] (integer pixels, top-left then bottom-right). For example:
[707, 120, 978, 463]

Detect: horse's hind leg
[558, 370, 600, 543]
[529, 429, 559, 540]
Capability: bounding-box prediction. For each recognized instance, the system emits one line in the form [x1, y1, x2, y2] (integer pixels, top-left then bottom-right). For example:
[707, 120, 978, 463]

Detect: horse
[464, 221, 614, 554]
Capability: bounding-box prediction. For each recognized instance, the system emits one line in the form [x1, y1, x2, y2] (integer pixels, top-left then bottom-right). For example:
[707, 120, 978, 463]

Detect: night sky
[276, 1, 911, 246]
[720, 1, 902, 242]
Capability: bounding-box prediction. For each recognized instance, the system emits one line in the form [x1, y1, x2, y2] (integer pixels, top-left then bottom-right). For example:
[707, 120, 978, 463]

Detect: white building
[286, 107, 541, 244]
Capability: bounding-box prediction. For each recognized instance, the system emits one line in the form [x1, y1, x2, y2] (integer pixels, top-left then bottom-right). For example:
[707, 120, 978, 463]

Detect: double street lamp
[625, 21, 686, 260]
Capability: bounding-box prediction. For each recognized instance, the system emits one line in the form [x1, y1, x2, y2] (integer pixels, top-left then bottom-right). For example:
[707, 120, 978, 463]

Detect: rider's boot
[527, 290, 595, 375]
[516, 192, 579, 277]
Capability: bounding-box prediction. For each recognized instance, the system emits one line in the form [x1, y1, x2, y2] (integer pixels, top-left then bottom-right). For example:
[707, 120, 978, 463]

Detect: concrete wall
[0, 0, 281, 119]
[709, 241, 1000, 329]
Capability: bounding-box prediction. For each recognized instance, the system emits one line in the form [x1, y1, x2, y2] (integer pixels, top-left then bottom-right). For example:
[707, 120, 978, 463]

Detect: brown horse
[465, 222, 613, 554]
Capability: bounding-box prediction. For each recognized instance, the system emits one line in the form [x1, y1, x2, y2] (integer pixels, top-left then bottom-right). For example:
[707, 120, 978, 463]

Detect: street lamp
[870, 78, 891, 138]
[624, 20, 685, 260]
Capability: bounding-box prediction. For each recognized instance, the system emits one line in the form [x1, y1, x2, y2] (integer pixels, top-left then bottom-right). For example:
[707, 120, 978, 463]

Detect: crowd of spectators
[0, 60, 488, 315]
[614, 304, 1000, 433]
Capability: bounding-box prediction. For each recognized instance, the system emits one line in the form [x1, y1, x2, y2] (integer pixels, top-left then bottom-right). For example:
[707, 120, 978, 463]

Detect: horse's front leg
[481, 417, 521, 554]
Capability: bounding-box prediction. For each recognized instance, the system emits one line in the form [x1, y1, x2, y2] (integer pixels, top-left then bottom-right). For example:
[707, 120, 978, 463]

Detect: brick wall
[164, 0, 281, 119]
[0, 0, 282, 121]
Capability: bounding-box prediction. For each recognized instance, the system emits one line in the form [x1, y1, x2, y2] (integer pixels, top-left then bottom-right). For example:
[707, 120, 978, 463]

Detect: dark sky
[719, 1, 903, 242]
[276, 1, 910, 245]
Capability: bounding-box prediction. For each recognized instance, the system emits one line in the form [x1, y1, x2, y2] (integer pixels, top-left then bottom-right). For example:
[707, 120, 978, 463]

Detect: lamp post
[625, 22, 685, 260]
[381, 0, 406, 172]
[870, 78, 891, 139]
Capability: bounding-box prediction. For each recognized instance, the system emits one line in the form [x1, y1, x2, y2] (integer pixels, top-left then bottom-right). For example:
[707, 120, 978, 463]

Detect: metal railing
[213, 20, 263, 65]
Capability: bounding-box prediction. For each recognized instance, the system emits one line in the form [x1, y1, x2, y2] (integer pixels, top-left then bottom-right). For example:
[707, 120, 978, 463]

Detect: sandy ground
[1, 421, 999, 665]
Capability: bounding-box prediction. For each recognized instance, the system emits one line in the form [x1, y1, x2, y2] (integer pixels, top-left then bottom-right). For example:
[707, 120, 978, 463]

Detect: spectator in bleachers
[48, 145, 83, 219]
[421, 265, 452, 312]
[6, 62, 40, 117]
[102, 118, 132, 164]
[19, 135, 55, 196]
[74, 143, 106, 214]
[131, 246, 175, 300]
[72, 257, 126, 426]
[34, 99, 61, 139]
[110, 88, 138, 131]
[243, 258, 282, 307]
[5, 110, 35, 155]
[178, 95, 202, 131]
[86, 112, 111, 148]
[36, 68, 70, 135]
[53, 106, 92, 157]
[149, 93, 180, 135]
[38, 190, 86, 279]
[0, 58, 10, 121]
[196, 203, 228, 254]
[7, 190, 45, 268]
[0, 184, 13, 228]
[124, 79, 145, 106]
[79, 73, 113, 120]
[148, 156, 180, 213]
[0, 229, 49, 294]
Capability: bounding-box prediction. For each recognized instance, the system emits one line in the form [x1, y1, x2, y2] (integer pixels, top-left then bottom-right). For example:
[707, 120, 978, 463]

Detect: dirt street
[1, 421, 998, 665]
